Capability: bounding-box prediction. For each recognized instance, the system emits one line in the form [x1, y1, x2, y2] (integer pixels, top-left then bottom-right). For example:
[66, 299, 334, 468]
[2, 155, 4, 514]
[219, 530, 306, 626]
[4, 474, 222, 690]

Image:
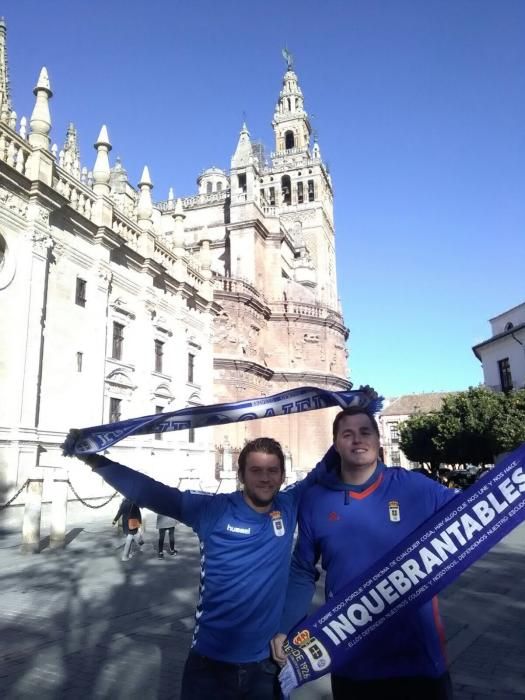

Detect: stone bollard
[222, 444, 233, 472]
[50, 477, 69, 548]
[219, 444, 237, 490]
[21, 478, 44, 553]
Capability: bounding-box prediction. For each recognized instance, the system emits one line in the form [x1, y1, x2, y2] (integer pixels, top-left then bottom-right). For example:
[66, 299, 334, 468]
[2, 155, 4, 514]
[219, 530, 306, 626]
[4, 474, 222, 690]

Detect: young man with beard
[272, 407, 456, 700]
[64, 434, 327, 700]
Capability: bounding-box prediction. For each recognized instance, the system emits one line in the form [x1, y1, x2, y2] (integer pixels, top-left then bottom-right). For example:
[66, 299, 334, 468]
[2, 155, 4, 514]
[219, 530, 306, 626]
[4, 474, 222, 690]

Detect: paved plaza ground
[1, 499, 525, 700]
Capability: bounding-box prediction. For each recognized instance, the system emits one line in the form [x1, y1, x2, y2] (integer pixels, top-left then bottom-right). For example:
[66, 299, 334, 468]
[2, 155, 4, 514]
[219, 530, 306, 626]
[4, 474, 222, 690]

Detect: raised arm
[75, 452, 214, 533]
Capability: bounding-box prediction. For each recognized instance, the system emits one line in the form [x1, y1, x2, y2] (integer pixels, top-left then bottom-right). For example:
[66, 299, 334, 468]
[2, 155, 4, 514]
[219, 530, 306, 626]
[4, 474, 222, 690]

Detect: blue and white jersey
[92, 456, 322, 663]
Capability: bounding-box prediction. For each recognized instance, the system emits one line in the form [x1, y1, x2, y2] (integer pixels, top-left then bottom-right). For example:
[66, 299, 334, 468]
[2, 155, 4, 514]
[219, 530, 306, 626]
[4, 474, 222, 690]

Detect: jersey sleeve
[279, 492, 321, 634]
[91, 455, 215, 534]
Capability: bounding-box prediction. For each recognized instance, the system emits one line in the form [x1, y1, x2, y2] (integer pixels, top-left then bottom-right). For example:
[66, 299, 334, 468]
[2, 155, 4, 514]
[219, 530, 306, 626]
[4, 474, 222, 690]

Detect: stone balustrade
[212, 275, 264, 300]
[156, 189, 230, 212]
[186, 263, 204, 288]
[0, 122, 31, 175]
[153, 239, 177, 268]
[112, 210, 141, 252]
[269, 299, 344, 324]
[55, 165, 97, 220]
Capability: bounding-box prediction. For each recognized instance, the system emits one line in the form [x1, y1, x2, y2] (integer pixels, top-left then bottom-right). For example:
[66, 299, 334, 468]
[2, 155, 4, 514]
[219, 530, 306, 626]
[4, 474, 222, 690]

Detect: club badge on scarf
[63, 386, 383, 455]
[279, 442, 525, 696]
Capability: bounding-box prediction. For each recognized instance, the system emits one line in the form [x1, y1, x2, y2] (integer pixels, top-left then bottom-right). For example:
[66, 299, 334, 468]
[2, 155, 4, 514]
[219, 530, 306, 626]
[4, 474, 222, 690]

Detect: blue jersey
[92, 456, 322, 663]
[280, 451, 456, 680]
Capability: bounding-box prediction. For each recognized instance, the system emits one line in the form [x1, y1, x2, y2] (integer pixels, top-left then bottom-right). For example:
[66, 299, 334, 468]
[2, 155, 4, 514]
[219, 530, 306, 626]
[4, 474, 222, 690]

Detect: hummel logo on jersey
[227, 524, 251, 534]
[328, 512, 340, 521]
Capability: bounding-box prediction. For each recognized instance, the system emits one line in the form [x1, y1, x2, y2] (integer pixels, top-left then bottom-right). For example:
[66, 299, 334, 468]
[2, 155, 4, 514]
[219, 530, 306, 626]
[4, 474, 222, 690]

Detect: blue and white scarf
[65, 386, 383, 455]
[279, 442, 525, 695]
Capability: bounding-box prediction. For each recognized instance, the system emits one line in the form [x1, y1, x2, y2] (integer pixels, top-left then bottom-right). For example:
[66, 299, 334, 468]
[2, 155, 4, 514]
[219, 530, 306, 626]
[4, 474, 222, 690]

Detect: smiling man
[64, 434, 327, 700]
[272, 407, 457, 700]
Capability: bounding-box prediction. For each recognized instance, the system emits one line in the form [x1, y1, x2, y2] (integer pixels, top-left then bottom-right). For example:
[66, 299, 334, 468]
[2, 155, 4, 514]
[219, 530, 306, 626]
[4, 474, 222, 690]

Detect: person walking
[113, 497, 144, 561]
[156, 512, 178, 559]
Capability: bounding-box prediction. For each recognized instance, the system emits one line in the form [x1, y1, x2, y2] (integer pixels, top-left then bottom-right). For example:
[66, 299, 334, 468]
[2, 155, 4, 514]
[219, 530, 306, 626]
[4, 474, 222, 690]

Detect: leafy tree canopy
[398, 412, 443, 475]
[398, 387, 525, 468]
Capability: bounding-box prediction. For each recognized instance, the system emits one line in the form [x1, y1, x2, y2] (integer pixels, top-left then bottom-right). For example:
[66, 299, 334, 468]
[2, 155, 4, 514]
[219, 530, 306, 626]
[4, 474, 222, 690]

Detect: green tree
[398, 387, 525, 470]
[492, 388, 525, 454]
[434, 387, 505, 466]
[398, 412, 444, 476]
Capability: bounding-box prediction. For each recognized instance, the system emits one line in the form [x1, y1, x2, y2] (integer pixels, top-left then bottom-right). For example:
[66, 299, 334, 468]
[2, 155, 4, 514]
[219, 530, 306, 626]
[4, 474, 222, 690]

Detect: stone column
[49, 476, 69, 548]
[21, 478, 44, 553]
[219, 439, 238, 491]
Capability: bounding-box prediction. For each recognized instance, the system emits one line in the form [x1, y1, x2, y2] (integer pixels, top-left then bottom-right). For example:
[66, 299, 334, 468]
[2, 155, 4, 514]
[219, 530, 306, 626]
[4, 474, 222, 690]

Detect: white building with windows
[472, 302, 525, 393]
[0, 21, 350, 501]
[378, 392, 453, 469]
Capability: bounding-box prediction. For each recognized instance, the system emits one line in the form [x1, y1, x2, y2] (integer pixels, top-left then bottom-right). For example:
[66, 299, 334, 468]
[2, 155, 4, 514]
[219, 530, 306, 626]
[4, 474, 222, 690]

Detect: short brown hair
[237, 437, 285, 477]
[332, 407, 380, 441]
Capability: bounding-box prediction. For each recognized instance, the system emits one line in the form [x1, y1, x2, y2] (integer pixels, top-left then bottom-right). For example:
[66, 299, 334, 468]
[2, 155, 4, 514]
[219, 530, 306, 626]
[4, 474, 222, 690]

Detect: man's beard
[246, 489, 275, 508]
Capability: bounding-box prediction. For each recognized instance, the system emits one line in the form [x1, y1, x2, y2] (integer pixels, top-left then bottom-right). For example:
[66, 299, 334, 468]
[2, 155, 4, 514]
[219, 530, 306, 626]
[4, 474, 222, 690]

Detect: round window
[0, 233, 16, 289]
[0, 235, 5, 272]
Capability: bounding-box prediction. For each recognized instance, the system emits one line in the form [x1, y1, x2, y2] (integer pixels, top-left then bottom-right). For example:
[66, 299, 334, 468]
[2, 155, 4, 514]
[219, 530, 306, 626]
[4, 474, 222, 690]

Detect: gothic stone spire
[0, 18, 11, 122]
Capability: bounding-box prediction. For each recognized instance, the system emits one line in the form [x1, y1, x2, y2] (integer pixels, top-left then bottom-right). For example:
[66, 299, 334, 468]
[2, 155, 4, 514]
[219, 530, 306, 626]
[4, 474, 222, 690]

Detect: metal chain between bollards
[66, 480, 119, 509]
[0, 479, 30, 509]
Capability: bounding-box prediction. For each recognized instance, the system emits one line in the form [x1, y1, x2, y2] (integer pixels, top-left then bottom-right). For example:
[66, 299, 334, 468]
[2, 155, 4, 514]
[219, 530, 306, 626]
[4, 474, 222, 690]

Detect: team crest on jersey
[270, 510, 285, 537]
[389, 500, 400, 522]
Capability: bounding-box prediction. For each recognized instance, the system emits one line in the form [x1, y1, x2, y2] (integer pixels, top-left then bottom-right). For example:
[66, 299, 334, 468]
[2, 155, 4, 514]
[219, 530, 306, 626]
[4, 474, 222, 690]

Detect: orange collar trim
[348, 472, 384, 500]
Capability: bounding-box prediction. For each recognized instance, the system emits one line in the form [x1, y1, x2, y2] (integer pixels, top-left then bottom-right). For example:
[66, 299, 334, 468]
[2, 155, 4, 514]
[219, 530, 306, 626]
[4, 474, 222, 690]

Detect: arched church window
[281, 175, 292, 205]
[504, 322, 514, 331]
[285, 131, 295, 150]
[217, 181, 222, 192]
[206, 181, 213, 194]
[287, 98, 292, 111]
[269, 187, 276, 206]
[297, 181, 304, 204]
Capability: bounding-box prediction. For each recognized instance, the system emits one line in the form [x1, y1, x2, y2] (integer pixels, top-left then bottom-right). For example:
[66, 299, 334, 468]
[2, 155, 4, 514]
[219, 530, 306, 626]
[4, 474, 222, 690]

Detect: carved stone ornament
[51, 240, 66, 260]
[281, 209, 315, 225]
[97, 266, 113, 285]
[38, 207, 50, 225]
[26, 229, 55, 255]
[0, 186, 28, 219]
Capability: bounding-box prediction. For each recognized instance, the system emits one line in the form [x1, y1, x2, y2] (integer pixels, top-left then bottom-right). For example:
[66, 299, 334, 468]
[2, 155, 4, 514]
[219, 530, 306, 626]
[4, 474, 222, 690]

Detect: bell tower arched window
[285, 131, 295, 150]
[307, 179, 315, 202]
[281, 175, 291, 205]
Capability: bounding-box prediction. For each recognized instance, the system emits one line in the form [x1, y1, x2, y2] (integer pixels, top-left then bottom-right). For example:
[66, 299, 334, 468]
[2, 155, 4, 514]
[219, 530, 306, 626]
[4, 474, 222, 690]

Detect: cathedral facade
[0, 20, 349, 499]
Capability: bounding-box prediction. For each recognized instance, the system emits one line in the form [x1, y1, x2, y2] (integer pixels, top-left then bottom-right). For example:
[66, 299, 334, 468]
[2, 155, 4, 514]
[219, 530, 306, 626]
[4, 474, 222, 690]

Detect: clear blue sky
[5, 0, 524, 397]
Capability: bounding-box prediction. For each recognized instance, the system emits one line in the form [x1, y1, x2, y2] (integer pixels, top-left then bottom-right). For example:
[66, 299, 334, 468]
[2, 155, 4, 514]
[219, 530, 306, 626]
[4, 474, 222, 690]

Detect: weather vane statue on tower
[282, 47, 294, 71]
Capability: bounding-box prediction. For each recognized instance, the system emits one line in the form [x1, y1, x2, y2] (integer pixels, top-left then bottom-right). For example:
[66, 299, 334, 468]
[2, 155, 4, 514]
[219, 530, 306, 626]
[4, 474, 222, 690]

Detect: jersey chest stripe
[348, 472, 384, 500]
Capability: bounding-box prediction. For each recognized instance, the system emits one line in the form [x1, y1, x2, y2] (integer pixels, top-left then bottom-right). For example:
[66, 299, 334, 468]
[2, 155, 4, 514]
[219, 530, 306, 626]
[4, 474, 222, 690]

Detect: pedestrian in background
[156, 512, 178, 559]
[113, 497, 144, 561]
